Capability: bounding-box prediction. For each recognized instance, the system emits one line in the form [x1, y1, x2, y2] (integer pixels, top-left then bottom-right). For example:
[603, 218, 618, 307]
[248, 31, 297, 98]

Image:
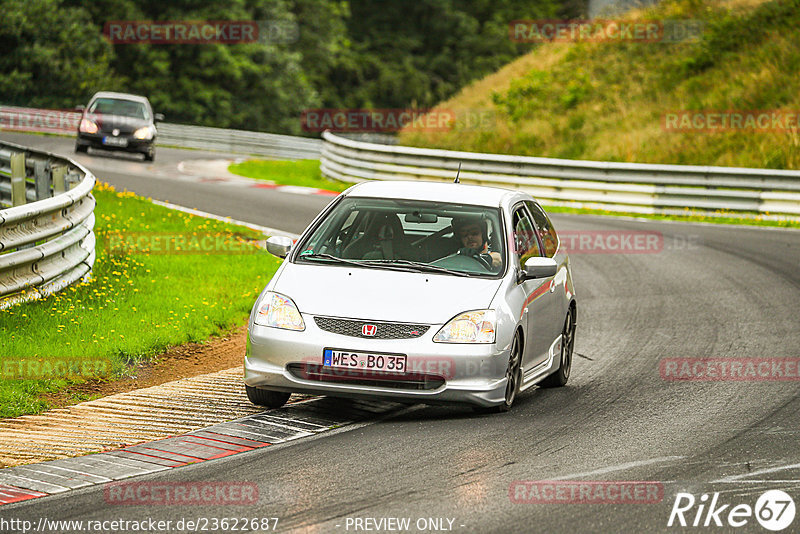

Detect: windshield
[88, 98, 149, 120]
[295, 197, 506, 277]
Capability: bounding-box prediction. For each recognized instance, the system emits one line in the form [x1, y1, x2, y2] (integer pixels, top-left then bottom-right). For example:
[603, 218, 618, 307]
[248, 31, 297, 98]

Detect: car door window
[526, 201, 559, 258]
[512, 205, 541, 271]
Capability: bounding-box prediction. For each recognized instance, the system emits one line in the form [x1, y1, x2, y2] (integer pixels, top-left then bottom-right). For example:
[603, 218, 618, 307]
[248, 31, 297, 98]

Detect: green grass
[544, 205, 800, 228]
[0, 183, 282, 418]
[228, 159, 351, 192]
[399, 0, 800, 170]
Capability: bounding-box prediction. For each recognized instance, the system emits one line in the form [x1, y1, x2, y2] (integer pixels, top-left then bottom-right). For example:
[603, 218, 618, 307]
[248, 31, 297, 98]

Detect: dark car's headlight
[79, 119, 98, 134]
[133, 125, 155, 140]
[433, 310, 496, 343]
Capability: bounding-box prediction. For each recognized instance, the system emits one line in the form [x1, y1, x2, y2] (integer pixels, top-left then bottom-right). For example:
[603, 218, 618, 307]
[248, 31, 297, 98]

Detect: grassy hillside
[400, 0, 800, 169]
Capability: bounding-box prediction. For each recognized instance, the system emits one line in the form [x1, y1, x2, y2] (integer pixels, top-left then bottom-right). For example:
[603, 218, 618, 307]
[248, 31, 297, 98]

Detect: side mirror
[154, 113, 165, 122]
[523, 257, 557, 280]
[266, 235, 293, 259]
[75, 105, 85, 112]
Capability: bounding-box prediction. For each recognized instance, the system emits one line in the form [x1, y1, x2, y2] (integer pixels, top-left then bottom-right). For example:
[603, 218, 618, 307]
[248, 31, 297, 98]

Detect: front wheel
[474, 331, 522, 414]
[540, 307, 575, 388]
[245, 385, 290, 408]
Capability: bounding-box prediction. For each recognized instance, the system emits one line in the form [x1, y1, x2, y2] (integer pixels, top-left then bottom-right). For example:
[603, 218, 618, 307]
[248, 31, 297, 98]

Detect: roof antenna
[454, 162, 462, 184]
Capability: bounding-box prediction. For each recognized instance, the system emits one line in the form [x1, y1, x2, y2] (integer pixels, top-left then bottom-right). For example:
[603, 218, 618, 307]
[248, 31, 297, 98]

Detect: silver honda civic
[244, 181, 576, 412]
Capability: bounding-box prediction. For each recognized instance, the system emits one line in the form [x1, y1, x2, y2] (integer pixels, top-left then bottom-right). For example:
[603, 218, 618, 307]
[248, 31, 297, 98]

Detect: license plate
[323, 349, 406, 373]
[103, 136, 128, 147]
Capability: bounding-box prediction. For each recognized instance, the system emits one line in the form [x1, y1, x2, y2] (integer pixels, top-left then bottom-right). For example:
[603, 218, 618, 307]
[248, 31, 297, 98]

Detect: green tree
[0, 0, 115, 108]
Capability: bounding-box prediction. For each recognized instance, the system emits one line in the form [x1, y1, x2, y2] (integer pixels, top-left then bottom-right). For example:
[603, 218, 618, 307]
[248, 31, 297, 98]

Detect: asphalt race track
[0, 132, 331, 235]
[2, 131, 800, 533]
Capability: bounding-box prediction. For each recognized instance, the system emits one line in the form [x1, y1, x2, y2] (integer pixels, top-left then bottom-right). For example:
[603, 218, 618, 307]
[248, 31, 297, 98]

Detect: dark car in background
[75, 92, 164, 161]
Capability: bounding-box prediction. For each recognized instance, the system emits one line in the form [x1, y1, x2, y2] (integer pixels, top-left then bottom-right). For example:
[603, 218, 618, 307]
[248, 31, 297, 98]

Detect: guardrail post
[10, 152, 26, 206]
[52, 165, 66, 194]
[65, 171, 80, 190]
[34, 160, 51, 200]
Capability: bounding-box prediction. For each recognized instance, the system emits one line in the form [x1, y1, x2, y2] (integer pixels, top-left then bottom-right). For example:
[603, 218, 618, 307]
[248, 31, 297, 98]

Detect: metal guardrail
[157, 123, 321, 160]
[0, 105, 321, 160]
[0, 140, 96, 309]
[320, 131, 800, 218]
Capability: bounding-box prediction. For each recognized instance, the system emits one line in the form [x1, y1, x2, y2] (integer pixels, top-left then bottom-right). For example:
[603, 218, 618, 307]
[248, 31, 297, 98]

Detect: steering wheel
[461, 249, 493, 270]
[431, 252, 491, 272]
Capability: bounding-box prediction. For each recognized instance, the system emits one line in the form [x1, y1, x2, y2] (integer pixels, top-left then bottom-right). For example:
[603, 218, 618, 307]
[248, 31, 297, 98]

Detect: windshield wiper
[361, 259, 478, 277]
[298, 253, 421, 273]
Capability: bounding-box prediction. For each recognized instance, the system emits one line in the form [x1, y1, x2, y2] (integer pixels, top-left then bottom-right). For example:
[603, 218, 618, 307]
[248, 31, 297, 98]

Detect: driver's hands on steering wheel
[457, 247, 492, 269]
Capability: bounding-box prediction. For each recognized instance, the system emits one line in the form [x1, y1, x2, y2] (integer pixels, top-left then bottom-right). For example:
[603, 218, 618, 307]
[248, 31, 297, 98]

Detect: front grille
[287, 363, 445, 391]
[314, 316, 429, 339]
[98, 125, 137, 135]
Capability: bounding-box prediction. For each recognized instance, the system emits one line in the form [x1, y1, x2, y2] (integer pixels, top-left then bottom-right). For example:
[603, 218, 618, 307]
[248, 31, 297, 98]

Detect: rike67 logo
[668, 490, 796, 531]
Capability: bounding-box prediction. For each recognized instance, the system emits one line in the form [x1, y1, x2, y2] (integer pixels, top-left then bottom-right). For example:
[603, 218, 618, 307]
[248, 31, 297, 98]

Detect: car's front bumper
[244, 317, 511, 407]
[76, 133, 154, 153]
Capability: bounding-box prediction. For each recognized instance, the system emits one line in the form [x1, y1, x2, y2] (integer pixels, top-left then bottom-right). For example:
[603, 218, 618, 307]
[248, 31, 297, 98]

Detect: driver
[452, 215, 502, 269]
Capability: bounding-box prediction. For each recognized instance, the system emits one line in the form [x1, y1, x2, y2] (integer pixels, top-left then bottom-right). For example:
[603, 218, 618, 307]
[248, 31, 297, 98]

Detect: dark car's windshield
[88, 98, 150, 120]
[295, 197, 506, 277]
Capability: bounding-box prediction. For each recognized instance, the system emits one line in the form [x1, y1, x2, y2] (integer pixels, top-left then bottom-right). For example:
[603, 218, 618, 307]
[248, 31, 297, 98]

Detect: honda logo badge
[362, 324, 377, 337]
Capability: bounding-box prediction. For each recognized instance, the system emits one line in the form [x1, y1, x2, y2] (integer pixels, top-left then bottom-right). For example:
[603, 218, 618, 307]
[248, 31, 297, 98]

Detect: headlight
[133, 126, 155, 140]
[79, 119, 98, 134]
[254, 292, 305, 331]
[433, 309, 496, 343]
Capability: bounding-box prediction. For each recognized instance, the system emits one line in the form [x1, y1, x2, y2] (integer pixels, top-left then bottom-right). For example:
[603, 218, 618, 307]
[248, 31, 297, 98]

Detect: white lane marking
[554, 456, 686, 480]
[0, 474, 70, 493]
[274, 185, 318, 195]
[150, 200, 300, 239]
[713, 462, 800, 483]
[716, 480, 800, 483]
[36, 464, 113, 483]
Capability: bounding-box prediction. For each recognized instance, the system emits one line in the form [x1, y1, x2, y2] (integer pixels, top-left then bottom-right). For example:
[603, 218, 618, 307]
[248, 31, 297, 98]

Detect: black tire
[540, 306, 575, 388]
[245, 385, 290, 408]
[75, 143, 88, 154]
[143, 148, 155, 162]
[474, 331, 522, 413]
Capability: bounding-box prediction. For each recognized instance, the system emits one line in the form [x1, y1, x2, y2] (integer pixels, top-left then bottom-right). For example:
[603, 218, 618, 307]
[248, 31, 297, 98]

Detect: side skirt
[519, 334, 563, 392]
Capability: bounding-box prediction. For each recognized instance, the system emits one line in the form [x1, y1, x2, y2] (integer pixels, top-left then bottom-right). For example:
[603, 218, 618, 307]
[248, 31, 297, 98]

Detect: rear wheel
[245, 385, 290, 409]
[541, 307, 575, 388]
[75, 143, 88, 153]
